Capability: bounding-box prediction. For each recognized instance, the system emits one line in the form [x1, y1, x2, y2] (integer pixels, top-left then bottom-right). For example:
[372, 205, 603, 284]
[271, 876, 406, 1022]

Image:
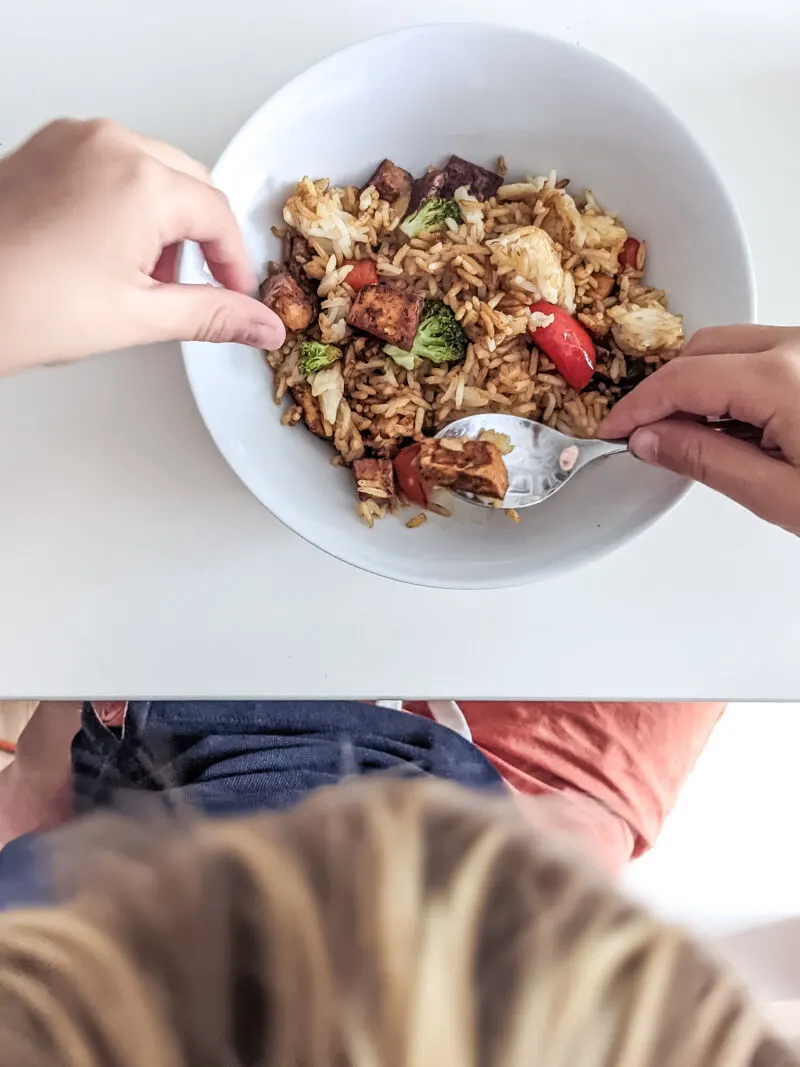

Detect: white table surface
[1, 0, 799, 699]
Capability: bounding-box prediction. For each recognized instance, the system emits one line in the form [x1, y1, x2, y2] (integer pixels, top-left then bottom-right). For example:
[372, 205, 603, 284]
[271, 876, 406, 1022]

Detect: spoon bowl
[435, 414, 627, 509]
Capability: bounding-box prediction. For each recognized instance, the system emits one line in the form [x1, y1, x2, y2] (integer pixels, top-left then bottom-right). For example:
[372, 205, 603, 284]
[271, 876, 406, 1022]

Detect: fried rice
[264, 157, 684, 526]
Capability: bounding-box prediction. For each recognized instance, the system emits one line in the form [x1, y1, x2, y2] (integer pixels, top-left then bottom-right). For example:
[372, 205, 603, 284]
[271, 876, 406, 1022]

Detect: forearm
[0, 702, 81, 848]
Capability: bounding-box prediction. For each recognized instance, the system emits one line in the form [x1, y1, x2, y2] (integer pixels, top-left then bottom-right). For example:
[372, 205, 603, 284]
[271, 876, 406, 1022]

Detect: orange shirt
[407, 701, 724, 871]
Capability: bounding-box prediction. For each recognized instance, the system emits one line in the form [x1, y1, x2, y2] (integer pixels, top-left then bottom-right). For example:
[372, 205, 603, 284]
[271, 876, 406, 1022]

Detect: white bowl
[181, 22, 754, 589]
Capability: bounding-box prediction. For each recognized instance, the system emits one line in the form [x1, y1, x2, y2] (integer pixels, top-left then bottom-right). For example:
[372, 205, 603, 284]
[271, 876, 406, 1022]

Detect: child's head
[0, 779, 794, 1067]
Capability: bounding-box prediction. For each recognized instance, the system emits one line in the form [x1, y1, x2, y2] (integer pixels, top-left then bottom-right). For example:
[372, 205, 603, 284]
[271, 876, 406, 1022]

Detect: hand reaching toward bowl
[0, 119, 285, 376]
[599, 326, 800, 535]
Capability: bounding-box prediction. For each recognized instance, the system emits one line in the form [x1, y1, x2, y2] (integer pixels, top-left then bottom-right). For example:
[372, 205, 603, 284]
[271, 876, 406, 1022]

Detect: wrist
[0, 761, 74, 848]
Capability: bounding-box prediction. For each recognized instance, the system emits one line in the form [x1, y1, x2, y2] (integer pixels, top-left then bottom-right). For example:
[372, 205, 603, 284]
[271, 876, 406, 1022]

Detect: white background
[1, 0, 799, 697]
[626, 706, 800, 935]
[625, 706, 800, 1009]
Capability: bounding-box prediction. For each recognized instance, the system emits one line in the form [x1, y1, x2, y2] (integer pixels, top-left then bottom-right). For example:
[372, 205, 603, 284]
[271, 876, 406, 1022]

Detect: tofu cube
[418, 437, 508, 500]
[352, 458, 396, 503]
[290, 382, 328, 438]
[260, 270, 317, 332]
[347, 285, 423, 351]
[365, 159, 413, 204]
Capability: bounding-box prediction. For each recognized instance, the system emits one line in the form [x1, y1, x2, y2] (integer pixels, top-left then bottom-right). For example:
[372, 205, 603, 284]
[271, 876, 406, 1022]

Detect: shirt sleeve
[461, 702, 725, 868]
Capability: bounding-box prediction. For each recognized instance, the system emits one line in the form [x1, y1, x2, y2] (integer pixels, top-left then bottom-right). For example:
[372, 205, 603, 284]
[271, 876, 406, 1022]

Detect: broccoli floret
[385, 348, 417, 372]
[384, 299, 468, 369]
[298, 340, 342, 377]
[400, 196, 462, 238]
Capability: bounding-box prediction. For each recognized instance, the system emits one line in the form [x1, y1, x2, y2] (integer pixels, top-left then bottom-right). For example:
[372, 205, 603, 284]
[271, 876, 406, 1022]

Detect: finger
[142, 282, 285, 349]
[682, 325, 790, 358]
[159, 170, 255, 295]
[127, 129, 212, 184]
[598, 353, 773, 440]
[629, 419, 800, 534]
[79, 119, 213, 183]
[150, 243, 179, 283]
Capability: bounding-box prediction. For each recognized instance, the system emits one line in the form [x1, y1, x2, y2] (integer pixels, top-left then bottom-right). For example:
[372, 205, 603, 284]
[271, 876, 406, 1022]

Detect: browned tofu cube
[347, 285, 423, 351]
[283, 231, 313, 283]
[418, 438, 508, 500]
[290, 383, 329, 439]
[260, 270, 317, 332]
[409, 168, 447, 211]
[441, 155, 503, 201]
[352, 458, 395, 504]
[364, 159, 412, 203]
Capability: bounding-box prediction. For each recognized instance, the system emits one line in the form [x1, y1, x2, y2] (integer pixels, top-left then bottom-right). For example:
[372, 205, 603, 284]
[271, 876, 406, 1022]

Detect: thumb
[630, 419, 800, 533]
[147, 283, 286, 349]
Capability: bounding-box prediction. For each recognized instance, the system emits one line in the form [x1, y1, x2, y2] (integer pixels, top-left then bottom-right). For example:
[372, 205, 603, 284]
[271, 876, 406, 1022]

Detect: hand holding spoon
[436, 413, 766, 510]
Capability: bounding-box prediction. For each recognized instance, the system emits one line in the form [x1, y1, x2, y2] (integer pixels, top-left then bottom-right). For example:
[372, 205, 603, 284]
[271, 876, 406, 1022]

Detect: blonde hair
[0, 779, 794, 1067]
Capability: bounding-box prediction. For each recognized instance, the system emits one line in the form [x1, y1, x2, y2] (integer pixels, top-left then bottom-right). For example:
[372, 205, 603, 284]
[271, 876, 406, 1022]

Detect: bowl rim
[181, 20, 756, 589]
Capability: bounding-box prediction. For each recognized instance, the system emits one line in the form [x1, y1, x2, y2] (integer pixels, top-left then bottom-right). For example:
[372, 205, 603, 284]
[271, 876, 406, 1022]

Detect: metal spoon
[435, 414, 625, 510]
[435, 413, 765, 510]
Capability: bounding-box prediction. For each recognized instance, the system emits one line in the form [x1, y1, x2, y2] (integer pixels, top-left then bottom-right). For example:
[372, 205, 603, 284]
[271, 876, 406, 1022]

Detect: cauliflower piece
[581, 213, 628, 273]
[496, 181, 543, 201]
[478, 429, 514, 455]
[283, 177, 370, 260]
[607, 305, 684, 357]
[489, 226, 576, 312]
[529, 310, 556, 330]
[453, 184, 485, 237]
[539, 188, 586, 251]
[310, 363, 345, 425]
[319, 293, 351, 345]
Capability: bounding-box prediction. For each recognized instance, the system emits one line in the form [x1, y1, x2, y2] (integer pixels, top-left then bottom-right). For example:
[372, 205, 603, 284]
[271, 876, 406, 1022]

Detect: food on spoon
[528, 301, 596, 391]
[383, 299, 468, 370]
[260, 270, 317, 332]
[363, 158, 413, 204]
[418, 437, 508, 501]
[346, 284, 424, 350]
[478, 428, 514, 455]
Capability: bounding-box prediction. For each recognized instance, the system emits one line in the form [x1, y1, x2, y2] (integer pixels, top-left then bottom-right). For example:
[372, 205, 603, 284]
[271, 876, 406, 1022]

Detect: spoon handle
[587, 420, 770, 455]
[706, 418, 765, 445]
[574, 438, 628, 468]
[574, 418, 773, 475]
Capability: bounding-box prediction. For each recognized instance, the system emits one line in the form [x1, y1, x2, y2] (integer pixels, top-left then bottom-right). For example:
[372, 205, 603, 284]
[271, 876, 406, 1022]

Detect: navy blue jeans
[0, 700, 503, 910]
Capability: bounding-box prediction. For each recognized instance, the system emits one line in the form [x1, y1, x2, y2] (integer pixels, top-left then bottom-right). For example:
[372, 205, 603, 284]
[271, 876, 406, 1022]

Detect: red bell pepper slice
[344, 259, 379, 291]
[619, 236, 641, 271]
[529, 301, 596, 392]
[393, 443, 431, 508]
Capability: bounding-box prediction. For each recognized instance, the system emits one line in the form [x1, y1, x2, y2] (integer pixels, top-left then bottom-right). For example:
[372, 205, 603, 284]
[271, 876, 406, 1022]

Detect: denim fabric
[0, 700, 502, 910]
[0, 832, 53, 911]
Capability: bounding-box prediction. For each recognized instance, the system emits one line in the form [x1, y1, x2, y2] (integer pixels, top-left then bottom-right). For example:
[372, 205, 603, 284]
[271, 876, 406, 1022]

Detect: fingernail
[237, 317, 286, 350]
[629, 428, 659, 463]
